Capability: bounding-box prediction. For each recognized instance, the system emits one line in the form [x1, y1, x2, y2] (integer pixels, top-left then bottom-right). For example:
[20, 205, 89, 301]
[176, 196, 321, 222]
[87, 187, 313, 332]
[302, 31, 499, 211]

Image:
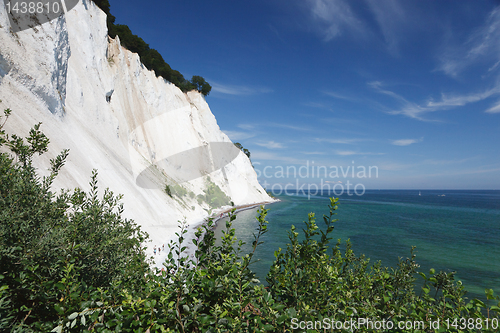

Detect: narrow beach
[152, 199, 280, 269]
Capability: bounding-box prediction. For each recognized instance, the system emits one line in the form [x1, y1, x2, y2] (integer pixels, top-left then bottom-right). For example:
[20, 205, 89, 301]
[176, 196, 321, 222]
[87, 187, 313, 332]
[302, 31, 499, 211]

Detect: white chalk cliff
[0, 0, 272, 259]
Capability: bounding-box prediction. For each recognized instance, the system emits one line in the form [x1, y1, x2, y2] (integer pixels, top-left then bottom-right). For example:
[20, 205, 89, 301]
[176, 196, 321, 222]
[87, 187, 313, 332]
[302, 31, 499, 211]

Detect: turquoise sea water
[213, 190, 500, 301]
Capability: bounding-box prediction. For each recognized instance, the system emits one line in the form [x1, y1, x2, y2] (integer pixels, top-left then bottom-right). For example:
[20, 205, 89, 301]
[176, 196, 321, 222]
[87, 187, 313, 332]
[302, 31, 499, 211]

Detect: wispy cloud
[365, 0, 407, 55]
[336, 150, 357, 156]
[391, 138, 423, 146]
[222, 130, 256, 141]
[211, 82, 272, 96]
[237, 123, 257, 131]
[486, 101, 500, 113]
[255, 141, 285, 149]
[268, 24, 287, 44]
[368, 81, 431, 121]
[267, 122, 313, 132]
[301, 151, 326, 155]
[303, 102, 332, 110]
[437, 7, 500, 77]
[377, 162, 415, 171]
[314, 137, 365, 144]
[336, 150, 385, 155]
[368, 81, 409, 104]
[425, 166, 500, 177]
[235, 122, 313, 133]
[427, 87, 500, 108]
[251, 151, 301, 163]
[322, 91, 357, 101]
[305, 0, 365, 41]
[422, 157, 477, 165]
[488, 59, 500, 72]
[369, 81, 500, 120]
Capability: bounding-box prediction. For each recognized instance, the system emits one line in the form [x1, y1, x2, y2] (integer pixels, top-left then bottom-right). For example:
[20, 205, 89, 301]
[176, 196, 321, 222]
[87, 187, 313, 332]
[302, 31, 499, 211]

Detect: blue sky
[111, 0, 500, 190]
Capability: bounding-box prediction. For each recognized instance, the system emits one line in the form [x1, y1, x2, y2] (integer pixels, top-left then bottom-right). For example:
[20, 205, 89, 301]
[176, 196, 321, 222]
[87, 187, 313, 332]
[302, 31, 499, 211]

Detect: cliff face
[0, 0, 271, 251]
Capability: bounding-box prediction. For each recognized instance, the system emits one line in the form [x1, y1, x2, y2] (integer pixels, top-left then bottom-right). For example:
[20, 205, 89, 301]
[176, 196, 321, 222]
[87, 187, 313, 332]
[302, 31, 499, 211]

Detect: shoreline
[152, 198, 280, 269]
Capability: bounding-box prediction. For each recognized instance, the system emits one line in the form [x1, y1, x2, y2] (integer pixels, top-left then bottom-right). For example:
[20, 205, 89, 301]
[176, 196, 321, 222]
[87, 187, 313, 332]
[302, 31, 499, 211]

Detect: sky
[110, 0, 500, 190]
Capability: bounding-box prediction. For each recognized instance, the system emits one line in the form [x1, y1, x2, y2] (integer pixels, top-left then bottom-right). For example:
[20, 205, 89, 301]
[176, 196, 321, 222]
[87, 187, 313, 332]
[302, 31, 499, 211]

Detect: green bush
[164, 184, 172, 197]
[196, 178, 231, 210]
[0, 109, 149, 331]
[171, 184, 188, 198]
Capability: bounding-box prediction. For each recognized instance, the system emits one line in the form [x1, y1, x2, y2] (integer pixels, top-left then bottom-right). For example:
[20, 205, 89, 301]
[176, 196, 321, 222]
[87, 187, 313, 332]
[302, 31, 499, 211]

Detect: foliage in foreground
[1, 110, 499, 332]
[0, 109, 150, 331]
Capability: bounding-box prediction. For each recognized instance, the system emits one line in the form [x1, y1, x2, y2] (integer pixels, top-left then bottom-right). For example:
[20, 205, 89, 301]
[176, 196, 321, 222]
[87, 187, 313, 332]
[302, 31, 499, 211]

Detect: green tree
[234, 142, 251, 160]
[190, 75, 212, 96]
[91, 1, 211, 96]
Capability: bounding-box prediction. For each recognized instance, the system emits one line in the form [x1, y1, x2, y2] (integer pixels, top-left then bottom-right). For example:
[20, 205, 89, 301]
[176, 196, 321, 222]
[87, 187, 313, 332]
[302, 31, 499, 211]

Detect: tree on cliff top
[91, 0, 211, 96]
[234, 142, 251, 159]
[191, 75, 212, 97]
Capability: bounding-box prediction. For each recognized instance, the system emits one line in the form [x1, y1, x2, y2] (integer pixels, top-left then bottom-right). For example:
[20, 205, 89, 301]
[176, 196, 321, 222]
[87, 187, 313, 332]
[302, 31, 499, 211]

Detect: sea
[213, 190, 500, 302]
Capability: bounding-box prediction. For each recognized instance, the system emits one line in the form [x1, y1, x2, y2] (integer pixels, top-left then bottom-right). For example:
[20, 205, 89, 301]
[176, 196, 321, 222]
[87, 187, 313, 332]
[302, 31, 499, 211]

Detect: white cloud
[488, 59, 500, 72]
[437, 7, 500, 77]
[211, 82, 272, 96]
[368, 81, 409, 104]
[267, 122, 313, 132]
[251, 151, 301, 163]
[486, 101, 500, 113]
[424, 166, 500, 177]
[336, 150, 357, 155]
[335, 150, 384, 155]
[236, 122, 312, 132]
[369, 81, 433, 120]
[423, 157, 477, 165]
[427, 87, 500, 108]
[314, 137, 365, 144]
[369, 81, 500, 120]
[255, 141, 285, 149]
[306, 0, 365, 41]
[301, 151, 327, 155]
[365, 0, 407, 55]
[322, 91, 356, 101]
[303, 102, 332, 110]
[378, 162, 414, 171]
[237, 123, 256, 131]
[222, 130, 256, 141]
[392, 138, 422, 146]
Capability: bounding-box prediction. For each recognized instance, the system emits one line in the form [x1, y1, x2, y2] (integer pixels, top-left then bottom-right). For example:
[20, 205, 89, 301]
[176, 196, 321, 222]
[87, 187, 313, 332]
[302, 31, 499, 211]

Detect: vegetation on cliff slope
[1, 110, 499, 332]
[91, 0, 211, 96]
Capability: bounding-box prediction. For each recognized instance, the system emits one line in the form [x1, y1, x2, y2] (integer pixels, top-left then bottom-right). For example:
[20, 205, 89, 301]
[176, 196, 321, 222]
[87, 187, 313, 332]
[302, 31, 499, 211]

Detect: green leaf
[263, 324, 274, 331]
[68, 312, 78, 320]
[51, 325, 63, 333]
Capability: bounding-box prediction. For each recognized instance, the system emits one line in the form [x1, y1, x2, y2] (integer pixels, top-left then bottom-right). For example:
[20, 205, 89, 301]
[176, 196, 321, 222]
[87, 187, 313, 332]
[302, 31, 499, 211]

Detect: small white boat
[419, 191, 421, 196]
